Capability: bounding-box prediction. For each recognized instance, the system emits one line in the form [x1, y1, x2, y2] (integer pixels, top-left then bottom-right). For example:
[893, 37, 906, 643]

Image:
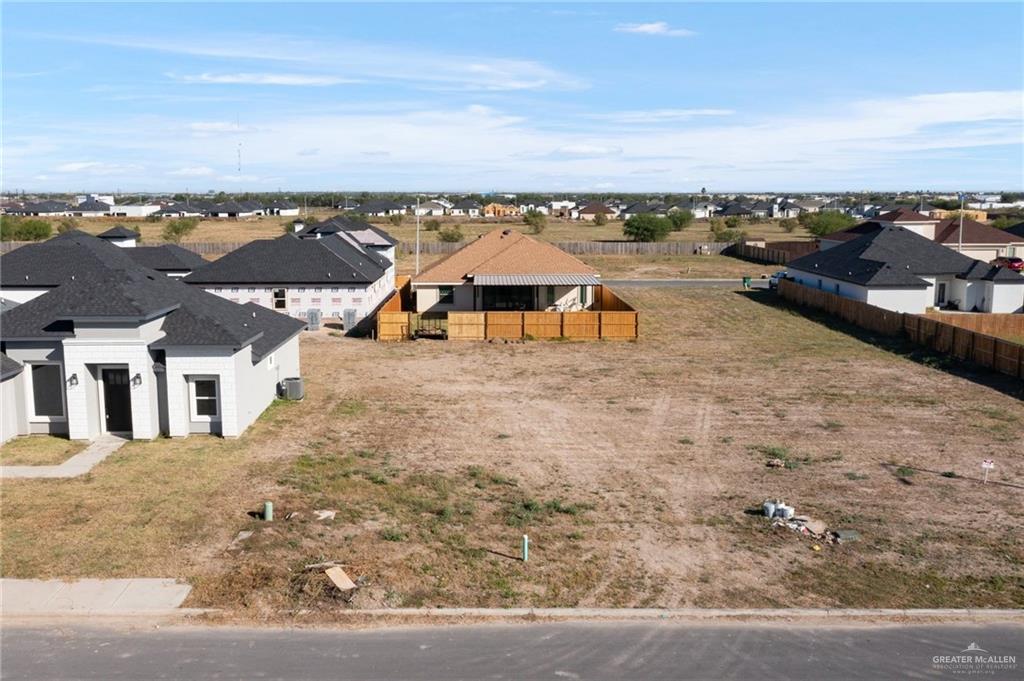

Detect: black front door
[102, 368, 132, 432]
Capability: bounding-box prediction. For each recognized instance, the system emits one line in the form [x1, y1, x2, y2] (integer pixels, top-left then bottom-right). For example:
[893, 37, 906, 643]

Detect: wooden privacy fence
[731, 241, 818, 265]
[377, 284, 638, 341]
[395, 240, 730, 256]
[922, 311, 1024, 342]
[778, 279, 1024, 379]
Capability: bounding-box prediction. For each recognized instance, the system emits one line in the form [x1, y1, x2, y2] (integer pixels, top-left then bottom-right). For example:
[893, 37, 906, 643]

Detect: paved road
[604, 278, 770, 289]
[4, 622, 1020, 680]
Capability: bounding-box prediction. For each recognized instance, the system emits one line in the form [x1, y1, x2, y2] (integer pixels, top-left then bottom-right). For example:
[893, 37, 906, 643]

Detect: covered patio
[472, 274, 601, 312]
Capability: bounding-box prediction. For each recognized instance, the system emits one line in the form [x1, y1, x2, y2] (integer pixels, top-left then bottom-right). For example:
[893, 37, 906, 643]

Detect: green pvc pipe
[264, 501, 273, 522]
[522, 534, 529, 562]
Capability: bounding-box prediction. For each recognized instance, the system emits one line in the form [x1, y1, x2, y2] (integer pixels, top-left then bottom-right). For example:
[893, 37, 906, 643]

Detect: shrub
[437, 226, 463, 243]
[523, 209, 546, 234]
[161, 217, 199, 243]
[798, 211, 856, 236]
[724, 215, 745, 230]
[388, 214, 403, 227]
[623, 214, 672, 242]
[424, 219, 441, 232]
[593, 212, 608, 226]
[779, 218, 799, 233]
[56, 217, 79, 234]
[668, 209, 694, 231]
[0, 216, 52, 241]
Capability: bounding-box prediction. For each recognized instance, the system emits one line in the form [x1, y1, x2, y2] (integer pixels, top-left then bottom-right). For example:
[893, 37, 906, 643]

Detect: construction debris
[313, 510, 337, 521]
[761, 499, 858, 546]
[766, 458, 785, 468]
[285, 511, 301, 521]
[227, 530, 254, 551]
[325, 566, 357, 592]
[834, 529, 861, 544]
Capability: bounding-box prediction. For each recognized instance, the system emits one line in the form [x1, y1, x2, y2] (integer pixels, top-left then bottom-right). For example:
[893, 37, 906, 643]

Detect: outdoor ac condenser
[306, 309, 322, 331]
[280, 377, 304, 401]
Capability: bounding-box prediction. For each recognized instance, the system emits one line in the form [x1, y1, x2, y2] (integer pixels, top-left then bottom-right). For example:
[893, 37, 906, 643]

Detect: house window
[248, 288, 256, 293]
[314, 287, 322, 292]
[578, 286, 587, 306]
[331, 297, 342, 304]
[546, 286, 555, 307]
[231, 287, 239, 293]
[187, 376, 219, 420]
[438, 286, 455, 305]
[273, 289, 287, 310]
[29, 363, 65, 419]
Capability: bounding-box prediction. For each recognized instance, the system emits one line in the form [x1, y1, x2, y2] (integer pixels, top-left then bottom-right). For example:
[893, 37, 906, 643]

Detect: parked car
[991, 256, 1024, 272]
[768, 270, 788, 290]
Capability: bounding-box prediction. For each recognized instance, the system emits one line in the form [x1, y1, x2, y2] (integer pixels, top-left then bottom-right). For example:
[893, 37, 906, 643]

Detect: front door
[102, 368, 132, 433]
[937, 282, 947, 306]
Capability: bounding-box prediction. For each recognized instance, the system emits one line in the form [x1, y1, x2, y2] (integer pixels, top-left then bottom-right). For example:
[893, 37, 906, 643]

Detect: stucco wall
[1, 374, 24, 443]
[163, 347, 238, 437]
[3, 342, 67, 436]
[988, 282, 1024, 313]
[415, 283, 475, 312]
[231, 335, 299, 435]
[788, 269, 870, 303]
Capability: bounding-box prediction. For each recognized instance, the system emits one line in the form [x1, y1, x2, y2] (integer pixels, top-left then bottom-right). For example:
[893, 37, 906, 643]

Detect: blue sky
[3, 2, 1022, 192]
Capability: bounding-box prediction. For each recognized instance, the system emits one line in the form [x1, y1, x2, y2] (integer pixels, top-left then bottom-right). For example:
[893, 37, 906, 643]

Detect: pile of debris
[761, 499, 859, 545]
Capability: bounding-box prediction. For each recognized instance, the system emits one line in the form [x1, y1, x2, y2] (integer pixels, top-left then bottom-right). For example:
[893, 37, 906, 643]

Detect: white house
[0, 233, 304, 442]
[788, 224, 1024, 314]
[352, 200, 405, 217]
[449, 199, 482, 217]
[107, 203, 161, 218]
[71, 198, 112, 217]
[414, 201, 448, 217]
[185, 222, 395, 330]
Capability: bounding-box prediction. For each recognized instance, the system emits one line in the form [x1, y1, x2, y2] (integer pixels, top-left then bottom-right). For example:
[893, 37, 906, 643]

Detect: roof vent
[502, 229, 511, 236]
[327, 272, 332, 277]
[252, 311, 257, 318]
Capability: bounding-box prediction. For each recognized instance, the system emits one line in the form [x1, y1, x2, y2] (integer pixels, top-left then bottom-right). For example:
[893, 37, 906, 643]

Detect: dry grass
[3, 289, 1022, 616]
[0, 436, 86, 466]
[65, 213, 811, 245]
[580, 254, 776, 280]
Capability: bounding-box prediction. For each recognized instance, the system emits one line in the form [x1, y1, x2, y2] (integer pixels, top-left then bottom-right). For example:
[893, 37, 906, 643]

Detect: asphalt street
[3, 621, 1021, 680]
[603, 278, 770, 289]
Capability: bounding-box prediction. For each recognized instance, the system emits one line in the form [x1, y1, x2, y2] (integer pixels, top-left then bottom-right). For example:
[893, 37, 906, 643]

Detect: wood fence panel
[377, 312, 411, 341]
[486, 312, 524, 339]
[523, 312, 562, 339]
[595, 285, 635, 312]
[600, 312, 639, 339]
[562, 312, 600, 339]
[923, 311, 1024, 342]
[993, 339, 1023, 378]
[448, 312, 485, 340]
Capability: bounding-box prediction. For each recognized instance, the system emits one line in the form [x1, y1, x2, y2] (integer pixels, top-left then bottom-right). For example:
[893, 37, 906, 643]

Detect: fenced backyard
[730, 240, 818, 265]
[778, 279, 1024, 379]
[376, 282, 638, 342]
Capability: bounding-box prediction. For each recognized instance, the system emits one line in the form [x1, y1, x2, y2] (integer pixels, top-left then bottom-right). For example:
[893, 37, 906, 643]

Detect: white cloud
[172, 72, 357, 86]
[588, 109, 735, 124]
[168, 166, 215, 177]
[43, 33, 586, 92]
[553, 144, 623, 157]
[53, 161, 140, 175]
[615, 22, 696, 37]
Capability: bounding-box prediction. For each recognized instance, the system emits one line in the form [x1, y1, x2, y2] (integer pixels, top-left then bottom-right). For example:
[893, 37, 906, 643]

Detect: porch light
[131, 373, 142, 387]
[67, 373, 78, 388]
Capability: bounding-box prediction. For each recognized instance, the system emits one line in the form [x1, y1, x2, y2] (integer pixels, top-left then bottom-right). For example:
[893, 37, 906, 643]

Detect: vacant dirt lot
[67, 212, 811, 245]
[2, 288, 1021, 618]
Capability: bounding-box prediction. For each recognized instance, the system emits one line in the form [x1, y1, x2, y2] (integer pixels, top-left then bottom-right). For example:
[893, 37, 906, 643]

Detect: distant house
[295, 215, 397, 264]
[482, 200, 521, 218]
[819, 208, 1024, 262]
[771, 201, 802, 219]
[715, 202, 753, 218]
[0, 231, 304, 441]
[691, 202, 719, 219]
[264, 200, 300, 217]
[18, 200, 73, 216]
[353, 200, 405, 217]
[107, 203, 161, 218]
[577, 202, 616, 221]
[793, 199, 826, 213]
[412, 228, 600, 313]
[449, 199, 482, 217]
[414, 201, 448, 217]
[184, 231, 395, 328]
[749, 200, 773, 219]
[96, 225, 141, 248]
[621, 202, 667, 219]
[549, 199, 577, 218]
[788, 225, 1024, 314]
[71, 199, 112, 217]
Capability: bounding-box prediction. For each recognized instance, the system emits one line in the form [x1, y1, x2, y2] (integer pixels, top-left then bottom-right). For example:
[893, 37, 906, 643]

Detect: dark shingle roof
[297, 215, 398, 246]
[183, 233, 391, 286]
[352, 200, 404, 214]
[75, 199, 112, 212]
[0, 232, 304, 361]
[123, 245, 208, 272]
[876, 208, 935, 223]
[1006, 221, 1024, 238]
[97, 225, 140, 239]
[452, 199, 481, 210]
[789, 225, 1009, 287]
[716, 202, 752, 216]
[1, 352, 23, 381]
[1, 230, 140, 288]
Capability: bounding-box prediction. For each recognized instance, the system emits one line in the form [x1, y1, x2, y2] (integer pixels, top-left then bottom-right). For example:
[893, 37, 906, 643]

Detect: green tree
[990, 215, 1020, 230]
[668, 209, 694, 231]
[437, 226, 464, 243]
[799, 211, 856, 236]
[161, 217, 199, 243]
[523, 209, 547, 234]
[593, 212, 608, 226]
[424, 218, 441, 232]
[623, 214, 672, 242]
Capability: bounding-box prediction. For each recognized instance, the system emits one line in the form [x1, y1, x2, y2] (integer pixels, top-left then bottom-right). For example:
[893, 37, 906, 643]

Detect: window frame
[438, 286, 455, 305]
[26, 361, 67, 422]
[187, 375, 221, 422]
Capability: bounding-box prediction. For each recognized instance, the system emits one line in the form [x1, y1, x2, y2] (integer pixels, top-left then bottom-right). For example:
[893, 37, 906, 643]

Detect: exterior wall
[958, 246, 1005, 262]
[232, 335, 300, 435]
[988, 282, 1024, 313]
[865, 287, 931, 313]
[1, 374, 25, 443]
[0, 288, 51, 305]
[163, 347, 238, 437]
[108, 205, 160, 217]
[788, 268, 870, 303]
[414, 283, 475, 312]
[204, 276, 393, 325]
[3, 342, 67, 436]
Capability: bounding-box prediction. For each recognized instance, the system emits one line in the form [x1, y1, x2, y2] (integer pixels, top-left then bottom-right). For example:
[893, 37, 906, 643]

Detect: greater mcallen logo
[932, 642, 1017, 675]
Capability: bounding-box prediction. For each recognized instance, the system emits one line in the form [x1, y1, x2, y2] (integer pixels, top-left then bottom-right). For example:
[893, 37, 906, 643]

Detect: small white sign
[981, 460, 995, 470]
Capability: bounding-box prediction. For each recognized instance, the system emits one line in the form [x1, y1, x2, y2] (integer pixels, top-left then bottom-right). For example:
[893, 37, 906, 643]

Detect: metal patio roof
[472, 274, 601, 286]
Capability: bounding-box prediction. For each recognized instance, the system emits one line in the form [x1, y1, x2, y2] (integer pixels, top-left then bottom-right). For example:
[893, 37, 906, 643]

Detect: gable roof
[875, 207, 936, 223]
[75, 199, 112, 212]
[578, 201, 614, 215]
[123, 244, 208, 272]
[0, 236, 304, 361]
[352, 200, 404, 213]
[452, 199, 481, 210]
[789, 225, 1013, 288]
[1, 230, 142, 288]
[414, 229, 597, 284]
[933, 217, 1021, 245]
[297, 215, 398, 245]
[716, 202, 752, 216]
[1, 352, 23, 381]
[183, 233, 391, 286]
[97, 225, 140, 239]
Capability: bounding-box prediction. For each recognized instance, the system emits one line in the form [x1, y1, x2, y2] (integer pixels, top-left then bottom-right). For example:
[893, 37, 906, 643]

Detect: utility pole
[415, 196, 421, 275]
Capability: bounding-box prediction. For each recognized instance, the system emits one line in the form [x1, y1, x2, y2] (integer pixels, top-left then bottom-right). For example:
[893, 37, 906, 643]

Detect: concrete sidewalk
[1, 579, 192, 615]
[0, 434, 127, 479]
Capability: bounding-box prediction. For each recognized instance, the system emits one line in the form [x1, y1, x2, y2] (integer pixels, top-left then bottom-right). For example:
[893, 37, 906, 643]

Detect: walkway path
[1, 578, 192, 615]
[0, 434, 127, 479]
